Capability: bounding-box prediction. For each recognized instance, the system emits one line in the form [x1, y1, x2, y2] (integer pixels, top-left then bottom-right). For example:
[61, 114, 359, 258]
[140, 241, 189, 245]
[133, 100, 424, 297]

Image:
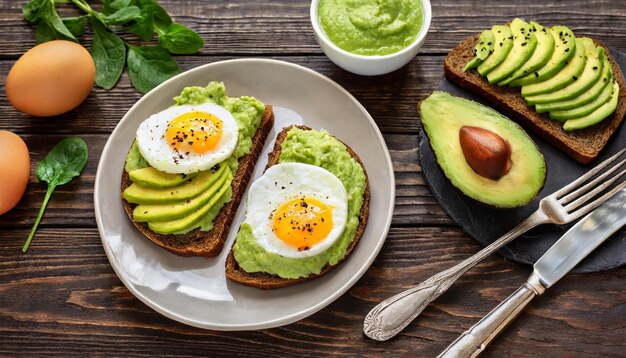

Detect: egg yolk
[165, 111, 223, 155]
[271, 197, 333, 251]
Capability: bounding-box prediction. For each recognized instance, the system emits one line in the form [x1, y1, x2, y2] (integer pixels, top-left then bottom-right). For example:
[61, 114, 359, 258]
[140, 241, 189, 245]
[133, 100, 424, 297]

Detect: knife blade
[438, 188, 626, 358]
[534, 188, 626, 288]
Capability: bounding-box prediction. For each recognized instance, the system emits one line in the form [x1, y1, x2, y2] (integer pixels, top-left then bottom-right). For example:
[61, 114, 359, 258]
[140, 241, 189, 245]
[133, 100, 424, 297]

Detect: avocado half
[420, 91, 546, 208]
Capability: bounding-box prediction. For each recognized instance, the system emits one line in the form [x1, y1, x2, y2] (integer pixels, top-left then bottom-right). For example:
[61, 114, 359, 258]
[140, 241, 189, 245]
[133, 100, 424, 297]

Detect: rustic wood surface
[1, 1, 625, 356]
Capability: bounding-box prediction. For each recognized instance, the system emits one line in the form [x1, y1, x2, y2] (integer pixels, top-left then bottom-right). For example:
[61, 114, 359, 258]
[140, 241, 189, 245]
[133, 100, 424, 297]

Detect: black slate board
[418, 49, 626, 273]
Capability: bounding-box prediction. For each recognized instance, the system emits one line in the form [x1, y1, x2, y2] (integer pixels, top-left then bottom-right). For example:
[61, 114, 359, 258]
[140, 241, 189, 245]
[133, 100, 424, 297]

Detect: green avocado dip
[232, 128, 367, 279]
[123, 81, 265, 235]
[318, 0, 424, 56]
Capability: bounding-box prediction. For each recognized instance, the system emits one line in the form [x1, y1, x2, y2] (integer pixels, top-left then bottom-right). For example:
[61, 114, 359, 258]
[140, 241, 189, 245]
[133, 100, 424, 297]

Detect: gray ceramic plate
[94, 59, 395, 330]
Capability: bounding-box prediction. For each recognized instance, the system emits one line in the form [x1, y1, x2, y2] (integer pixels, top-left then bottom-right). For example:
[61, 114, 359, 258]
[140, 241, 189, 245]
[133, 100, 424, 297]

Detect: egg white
[135, 103, 238, 174]
[245, 162, 348, 258]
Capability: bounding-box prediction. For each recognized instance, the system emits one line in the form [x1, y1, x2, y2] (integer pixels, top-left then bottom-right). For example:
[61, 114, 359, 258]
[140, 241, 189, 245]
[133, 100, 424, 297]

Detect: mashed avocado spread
[318, 0, 424, 56]
[232, 128, 367, 279]
[124, 81, 264, 234]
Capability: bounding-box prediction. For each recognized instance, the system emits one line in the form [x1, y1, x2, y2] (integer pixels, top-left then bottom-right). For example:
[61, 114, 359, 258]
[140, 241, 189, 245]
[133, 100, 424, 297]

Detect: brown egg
[6, 40, 96, 117]
[0, 131, 30, 215]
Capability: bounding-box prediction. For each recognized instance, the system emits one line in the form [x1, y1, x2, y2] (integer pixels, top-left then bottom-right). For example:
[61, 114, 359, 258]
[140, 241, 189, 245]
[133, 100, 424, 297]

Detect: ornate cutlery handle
[438, 273, 546, 358]
[363, 211, 549, 341]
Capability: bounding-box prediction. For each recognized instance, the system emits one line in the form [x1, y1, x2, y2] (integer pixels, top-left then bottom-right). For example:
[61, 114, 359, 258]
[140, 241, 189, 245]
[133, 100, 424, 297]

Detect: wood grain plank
[0, 227, 623, 357]
[0, 1, 625, 57]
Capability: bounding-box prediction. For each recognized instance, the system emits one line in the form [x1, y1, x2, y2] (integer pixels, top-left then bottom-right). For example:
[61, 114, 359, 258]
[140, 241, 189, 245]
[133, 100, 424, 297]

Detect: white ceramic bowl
[310, 0, 432, 76]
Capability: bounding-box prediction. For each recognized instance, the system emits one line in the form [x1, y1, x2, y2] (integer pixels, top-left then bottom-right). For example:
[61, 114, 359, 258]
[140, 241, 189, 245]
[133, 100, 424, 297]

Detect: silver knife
[438, 188, 626, 358]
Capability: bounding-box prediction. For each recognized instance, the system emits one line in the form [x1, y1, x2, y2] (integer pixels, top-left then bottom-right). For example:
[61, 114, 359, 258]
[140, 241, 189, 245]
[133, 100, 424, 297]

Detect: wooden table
[1, 1, 624, 356]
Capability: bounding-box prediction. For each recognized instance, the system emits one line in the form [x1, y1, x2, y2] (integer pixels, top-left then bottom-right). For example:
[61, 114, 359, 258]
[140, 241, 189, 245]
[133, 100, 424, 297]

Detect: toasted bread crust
[225, 125, 370, 289]
[120, 105, 274, 258]
[444, 35, 626, 164]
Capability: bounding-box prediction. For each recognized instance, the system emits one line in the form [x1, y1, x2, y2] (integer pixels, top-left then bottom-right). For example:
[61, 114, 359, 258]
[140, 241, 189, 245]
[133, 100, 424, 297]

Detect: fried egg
[245, 162, 348, 258]
[136, 103, 238, 174]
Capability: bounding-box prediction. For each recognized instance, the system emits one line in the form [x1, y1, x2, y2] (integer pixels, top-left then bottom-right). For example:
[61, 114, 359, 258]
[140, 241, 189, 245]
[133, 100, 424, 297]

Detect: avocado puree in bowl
[318, 0, 424, 56]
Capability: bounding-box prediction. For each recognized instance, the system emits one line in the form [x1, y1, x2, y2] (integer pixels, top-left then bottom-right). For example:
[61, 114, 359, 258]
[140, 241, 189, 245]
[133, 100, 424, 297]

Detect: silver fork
[363, 147, 626, 341]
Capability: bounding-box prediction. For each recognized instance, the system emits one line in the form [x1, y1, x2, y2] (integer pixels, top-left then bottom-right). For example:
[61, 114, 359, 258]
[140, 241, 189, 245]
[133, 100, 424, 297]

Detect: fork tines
[555, 148, 626, 215]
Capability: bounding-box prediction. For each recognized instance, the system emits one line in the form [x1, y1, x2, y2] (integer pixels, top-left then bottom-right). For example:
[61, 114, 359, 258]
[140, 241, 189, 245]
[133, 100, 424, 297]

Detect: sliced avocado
[419, 91, 546, 208]
[129, 166, 196, 188]
[548, 77, 615, 121]
[521, 37, 586, 96]
[526, 39, 604, 105]
[464, 30, 496, 72]
[486, 19, 538, 84]
[563, 81, 619, 131]
[535, 56, 613, 113]
[499, 21, 555, 86]
[509, 25, 576, 87]
[148, 174, 233, 234]
[123, 164, 226, 204]
[133, 165, 231, 222]
[477, 25, 514, 76]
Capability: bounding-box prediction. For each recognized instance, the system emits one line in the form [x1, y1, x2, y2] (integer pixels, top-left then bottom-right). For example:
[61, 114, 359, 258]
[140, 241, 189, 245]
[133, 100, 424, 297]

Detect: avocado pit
[459, 126, 512, 180]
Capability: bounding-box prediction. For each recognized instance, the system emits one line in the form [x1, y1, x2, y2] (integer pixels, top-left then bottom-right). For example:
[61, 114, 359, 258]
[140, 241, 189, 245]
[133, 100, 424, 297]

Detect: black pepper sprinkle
[564, 48, 570, 52]
[534, 72, 539, 77]
[487, 41, 492, 45]
[573, 76, 578, 81]
[521, 42, 527, 46]
[593, 66, 598, 70]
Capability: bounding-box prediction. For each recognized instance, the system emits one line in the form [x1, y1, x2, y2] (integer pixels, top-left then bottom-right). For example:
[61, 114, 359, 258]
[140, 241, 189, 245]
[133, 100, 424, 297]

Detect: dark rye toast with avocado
[225, 125, 370, 289]
[445, 21, 626, 164]
[121, 105, 274, 258]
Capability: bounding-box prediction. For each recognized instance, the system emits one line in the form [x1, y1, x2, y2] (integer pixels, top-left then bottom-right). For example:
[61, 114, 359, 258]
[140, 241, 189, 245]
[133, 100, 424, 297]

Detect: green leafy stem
[22, 0, 204, 93]
[23, 138, 88, 252]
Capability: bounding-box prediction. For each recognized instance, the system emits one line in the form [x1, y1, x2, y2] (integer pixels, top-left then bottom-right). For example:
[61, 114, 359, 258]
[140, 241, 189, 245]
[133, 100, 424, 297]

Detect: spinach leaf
[127, 0, 172, 41]
[101, 5, 143, 26]
[23, 138, 88, 252]
[63, 16, 86, 37]
[126, 44, 181, 93]
[157, 23, 204, 54]
[137, 0, 172, 27]
[90, 15, 126, 90]
[102, 0, 132, 14]
[23, 0, 47, 22]
[34, 15, 83, 43]
[127, 12, 154, 41]
[25, 0, 76, 40]
[35, 21, 59, 43]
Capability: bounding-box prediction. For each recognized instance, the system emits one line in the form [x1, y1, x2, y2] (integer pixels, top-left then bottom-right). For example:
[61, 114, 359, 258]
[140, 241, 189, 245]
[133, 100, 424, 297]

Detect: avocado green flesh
[123, 81, 265, 234]
[129, 166, 196, 188]
[232, 128, 367, 279]
[564, 81, 620, 131]
[549, 79, 616, 121]
[133, 166, 232, 222]
[478, 25, 514, 76]
[535, 57, 613, 113]
[499, 21, 555, 86]
[521, 37, 587, 96]
[525, 40, 604, 105]
[509, 26, 576, 87]
[464, 30, 495, 72]
[148, 176, 233, 234]
[419, 92, 546, 208]
[124, 165, 226, 204]
[487, 19, 538, 84]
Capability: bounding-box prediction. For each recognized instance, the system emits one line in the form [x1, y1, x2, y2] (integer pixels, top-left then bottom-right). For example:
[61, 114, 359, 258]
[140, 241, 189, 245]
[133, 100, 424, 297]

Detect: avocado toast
[121, 82, 274, 258]
[226, 125, 370, 289]
[445, 19, 626, 164]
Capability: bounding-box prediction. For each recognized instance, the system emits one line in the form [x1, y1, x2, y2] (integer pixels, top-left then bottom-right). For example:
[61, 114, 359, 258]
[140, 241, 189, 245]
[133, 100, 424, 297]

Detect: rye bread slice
[120, 105, 274, 258]
[444, 35, 626, 164]
[225, 125, 370, 289]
